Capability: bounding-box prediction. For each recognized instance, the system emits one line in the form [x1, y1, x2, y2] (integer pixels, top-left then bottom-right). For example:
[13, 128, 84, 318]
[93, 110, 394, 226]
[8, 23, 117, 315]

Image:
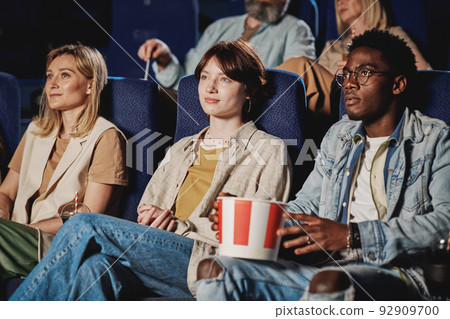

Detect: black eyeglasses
[335, 66, 391, 87]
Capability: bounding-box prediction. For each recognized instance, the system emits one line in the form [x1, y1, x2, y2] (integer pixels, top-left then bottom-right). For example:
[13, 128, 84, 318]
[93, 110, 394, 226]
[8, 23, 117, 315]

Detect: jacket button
[368, 252, 376, 261]
[342, 202, 347, 207]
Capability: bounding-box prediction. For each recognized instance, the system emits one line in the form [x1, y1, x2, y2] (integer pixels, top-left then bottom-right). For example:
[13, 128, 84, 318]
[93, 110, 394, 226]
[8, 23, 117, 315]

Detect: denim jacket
[288, 108, 450, 293]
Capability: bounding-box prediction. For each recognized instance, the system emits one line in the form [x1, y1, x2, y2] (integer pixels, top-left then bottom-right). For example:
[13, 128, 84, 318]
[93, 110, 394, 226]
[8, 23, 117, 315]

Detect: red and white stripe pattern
[218, 198, 286, 261]
[74, 191, 78, 214]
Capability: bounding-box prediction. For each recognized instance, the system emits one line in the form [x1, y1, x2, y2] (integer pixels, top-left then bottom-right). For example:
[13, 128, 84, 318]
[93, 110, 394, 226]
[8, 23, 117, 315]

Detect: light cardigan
[139, 121, 292, 293]
[11, 117, 121, 225]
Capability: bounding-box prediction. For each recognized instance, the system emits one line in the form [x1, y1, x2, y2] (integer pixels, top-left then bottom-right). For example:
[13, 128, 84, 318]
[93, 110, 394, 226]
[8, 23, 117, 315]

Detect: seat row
[1, 68, 449, 299]
[106, 0, 450, 78]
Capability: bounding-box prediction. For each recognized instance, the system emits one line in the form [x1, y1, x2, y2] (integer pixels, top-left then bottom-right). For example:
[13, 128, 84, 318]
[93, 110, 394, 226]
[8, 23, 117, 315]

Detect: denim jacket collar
[350, 108, 425, 147]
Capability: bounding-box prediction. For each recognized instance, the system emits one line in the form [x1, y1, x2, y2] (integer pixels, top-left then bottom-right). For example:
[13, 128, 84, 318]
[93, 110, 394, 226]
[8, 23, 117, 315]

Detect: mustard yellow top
[175, 145, 226, 221]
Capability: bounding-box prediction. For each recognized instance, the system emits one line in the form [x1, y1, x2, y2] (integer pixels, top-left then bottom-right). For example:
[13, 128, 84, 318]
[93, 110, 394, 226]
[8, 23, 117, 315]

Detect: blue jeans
[10, 213, 194, 300]
[195, 256, 413, 301]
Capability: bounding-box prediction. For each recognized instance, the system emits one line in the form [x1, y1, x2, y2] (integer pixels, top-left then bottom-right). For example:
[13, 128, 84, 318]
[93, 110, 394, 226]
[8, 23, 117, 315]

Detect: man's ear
[392, 75, 407, 95]
[86, 80, 94, 95]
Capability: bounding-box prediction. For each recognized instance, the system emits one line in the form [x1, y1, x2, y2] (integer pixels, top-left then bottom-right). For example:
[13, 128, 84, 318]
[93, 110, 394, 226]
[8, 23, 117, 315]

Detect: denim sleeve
[357, 128, 450, 265]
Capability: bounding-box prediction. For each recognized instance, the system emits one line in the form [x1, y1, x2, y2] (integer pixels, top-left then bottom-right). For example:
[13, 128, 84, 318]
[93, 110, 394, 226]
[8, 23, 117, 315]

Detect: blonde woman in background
[278, 0, 431, 138]
[0, 44, 128, 284]
[319, 0, 430, 74]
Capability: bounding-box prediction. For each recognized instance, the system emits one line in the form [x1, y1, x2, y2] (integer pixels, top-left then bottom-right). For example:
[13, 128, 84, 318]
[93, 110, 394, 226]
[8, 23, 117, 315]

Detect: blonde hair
[335, 0, 388, 35]
[33, 44, 108, 138]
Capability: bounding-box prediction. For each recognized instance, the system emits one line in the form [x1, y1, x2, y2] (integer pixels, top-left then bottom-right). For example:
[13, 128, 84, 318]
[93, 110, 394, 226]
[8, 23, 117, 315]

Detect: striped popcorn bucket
[218, 197, 287, 261]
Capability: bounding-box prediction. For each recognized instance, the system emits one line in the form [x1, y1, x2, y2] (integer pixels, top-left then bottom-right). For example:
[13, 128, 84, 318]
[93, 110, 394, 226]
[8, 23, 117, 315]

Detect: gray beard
[245, 0, 287, 23]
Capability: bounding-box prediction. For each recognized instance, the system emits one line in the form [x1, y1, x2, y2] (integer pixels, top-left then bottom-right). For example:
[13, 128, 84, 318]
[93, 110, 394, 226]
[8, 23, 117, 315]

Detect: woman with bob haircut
[10, 40, 291, 300]
[0, 44, 128, 283]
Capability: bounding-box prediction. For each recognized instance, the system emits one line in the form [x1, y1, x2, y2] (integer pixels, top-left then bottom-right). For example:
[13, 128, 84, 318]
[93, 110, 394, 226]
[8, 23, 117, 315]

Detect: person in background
[138, 0, 315, 91]
[278, 0, 431, 141]
[0, 44, 128, 284]
[319, 0, 431, 75]
[10, 40, 291, 300]
[196, 30, 449, 301]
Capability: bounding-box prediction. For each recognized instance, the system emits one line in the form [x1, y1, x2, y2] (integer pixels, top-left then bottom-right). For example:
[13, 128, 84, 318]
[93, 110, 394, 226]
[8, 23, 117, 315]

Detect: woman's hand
[277, 213, 349, 255]
[138, 204, 176, 232]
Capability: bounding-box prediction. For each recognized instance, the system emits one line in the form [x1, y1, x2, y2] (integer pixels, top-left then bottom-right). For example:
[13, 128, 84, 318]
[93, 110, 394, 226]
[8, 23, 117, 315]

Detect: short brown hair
[194, 40, 267, 120]
[34, 44, 108, 138]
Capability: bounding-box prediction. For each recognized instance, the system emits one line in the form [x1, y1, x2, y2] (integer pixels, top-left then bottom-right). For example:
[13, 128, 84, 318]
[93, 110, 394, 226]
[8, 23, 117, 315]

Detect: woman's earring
[246, 99, 252, 113]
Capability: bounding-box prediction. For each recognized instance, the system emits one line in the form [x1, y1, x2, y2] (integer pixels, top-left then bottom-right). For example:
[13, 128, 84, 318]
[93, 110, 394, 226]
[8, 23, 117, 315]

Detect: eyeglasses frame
[335, 66, 392, 87]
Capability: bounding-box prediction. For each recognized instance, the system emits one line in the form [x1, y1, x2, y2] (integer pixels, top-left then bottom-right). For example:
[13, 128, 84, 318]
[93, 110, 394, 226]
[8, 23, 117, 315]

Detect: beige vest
[11, 117, 119, 224]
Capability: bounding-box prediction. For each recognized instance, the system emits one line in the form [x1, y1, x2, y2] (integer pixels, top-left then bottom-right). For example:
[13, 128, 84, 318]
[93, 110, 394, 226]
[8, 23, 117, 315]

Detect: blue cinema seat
[99, 77, 164, 222]
[0, 72, 20, 178]
[388, 0, 427, 48]
[425, 0, 450, 70]
[0, 72, 21, 299]
[175, 69, 310, 197]
[107, 0, 199, 78]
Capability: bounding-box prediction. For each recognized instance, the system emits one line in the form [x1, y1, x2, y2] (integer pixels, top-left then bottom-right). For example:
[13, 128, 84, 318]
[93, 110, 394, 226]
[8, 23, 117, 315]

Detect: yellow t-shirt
[175, 144, 226, 221]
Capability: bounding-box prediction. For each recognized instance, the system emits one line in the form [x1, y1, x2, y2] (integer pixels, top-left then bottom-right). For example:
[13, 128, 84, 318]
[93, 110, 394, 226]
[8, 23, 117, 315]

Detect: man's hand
[137, 204, 175, 232]
[277, 213, 348, 255]
[137, 39, 172, 70]
[209, 192, 235, 240]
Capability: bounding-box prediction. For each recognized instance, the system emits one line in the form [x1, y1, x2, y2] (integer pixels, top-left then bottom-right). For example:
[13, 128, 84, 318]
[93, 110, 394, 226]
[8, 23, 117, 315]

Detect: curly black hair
[349, 29, 417, 81]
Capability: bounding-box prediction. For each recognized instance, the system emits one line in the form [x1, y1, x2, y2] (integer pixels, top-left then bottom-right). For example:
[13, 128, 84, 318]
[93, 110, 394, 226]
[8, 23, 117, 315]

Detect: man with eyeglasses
[195, 29, 450, 301]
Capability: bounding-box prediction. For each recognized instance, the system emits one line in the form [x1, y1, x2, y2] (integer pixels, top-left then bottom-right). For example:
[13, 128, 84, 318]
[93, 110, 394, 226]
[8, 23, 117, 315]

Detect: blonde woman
[277, 0, 431, 137]
[0, 44, 128, 282]
[319, 0, 431, 74]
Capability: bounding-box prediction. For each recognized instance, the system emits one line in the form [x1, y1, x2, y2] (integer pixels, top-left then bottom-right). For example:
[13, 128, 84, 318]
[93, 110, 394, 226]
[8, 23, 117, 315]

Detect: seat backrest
[323, 0, 339, 43]
[100, 77, 165, 221]
[175, 69, 310, 197]
[107, 0, 199, 78]
[425, 0, 450, 70]
[0, 72, 20, 176]
[338, 70, 450, 125]
[288, 0, 319, 38]
[387, 0, 427, 47]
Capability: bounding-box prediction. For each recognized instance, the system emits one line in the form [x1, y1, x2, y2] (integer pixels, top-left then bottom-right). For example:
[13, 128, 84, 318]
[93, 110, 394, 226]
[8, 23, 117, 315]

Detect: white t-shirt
[349, 136, 389, 223]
